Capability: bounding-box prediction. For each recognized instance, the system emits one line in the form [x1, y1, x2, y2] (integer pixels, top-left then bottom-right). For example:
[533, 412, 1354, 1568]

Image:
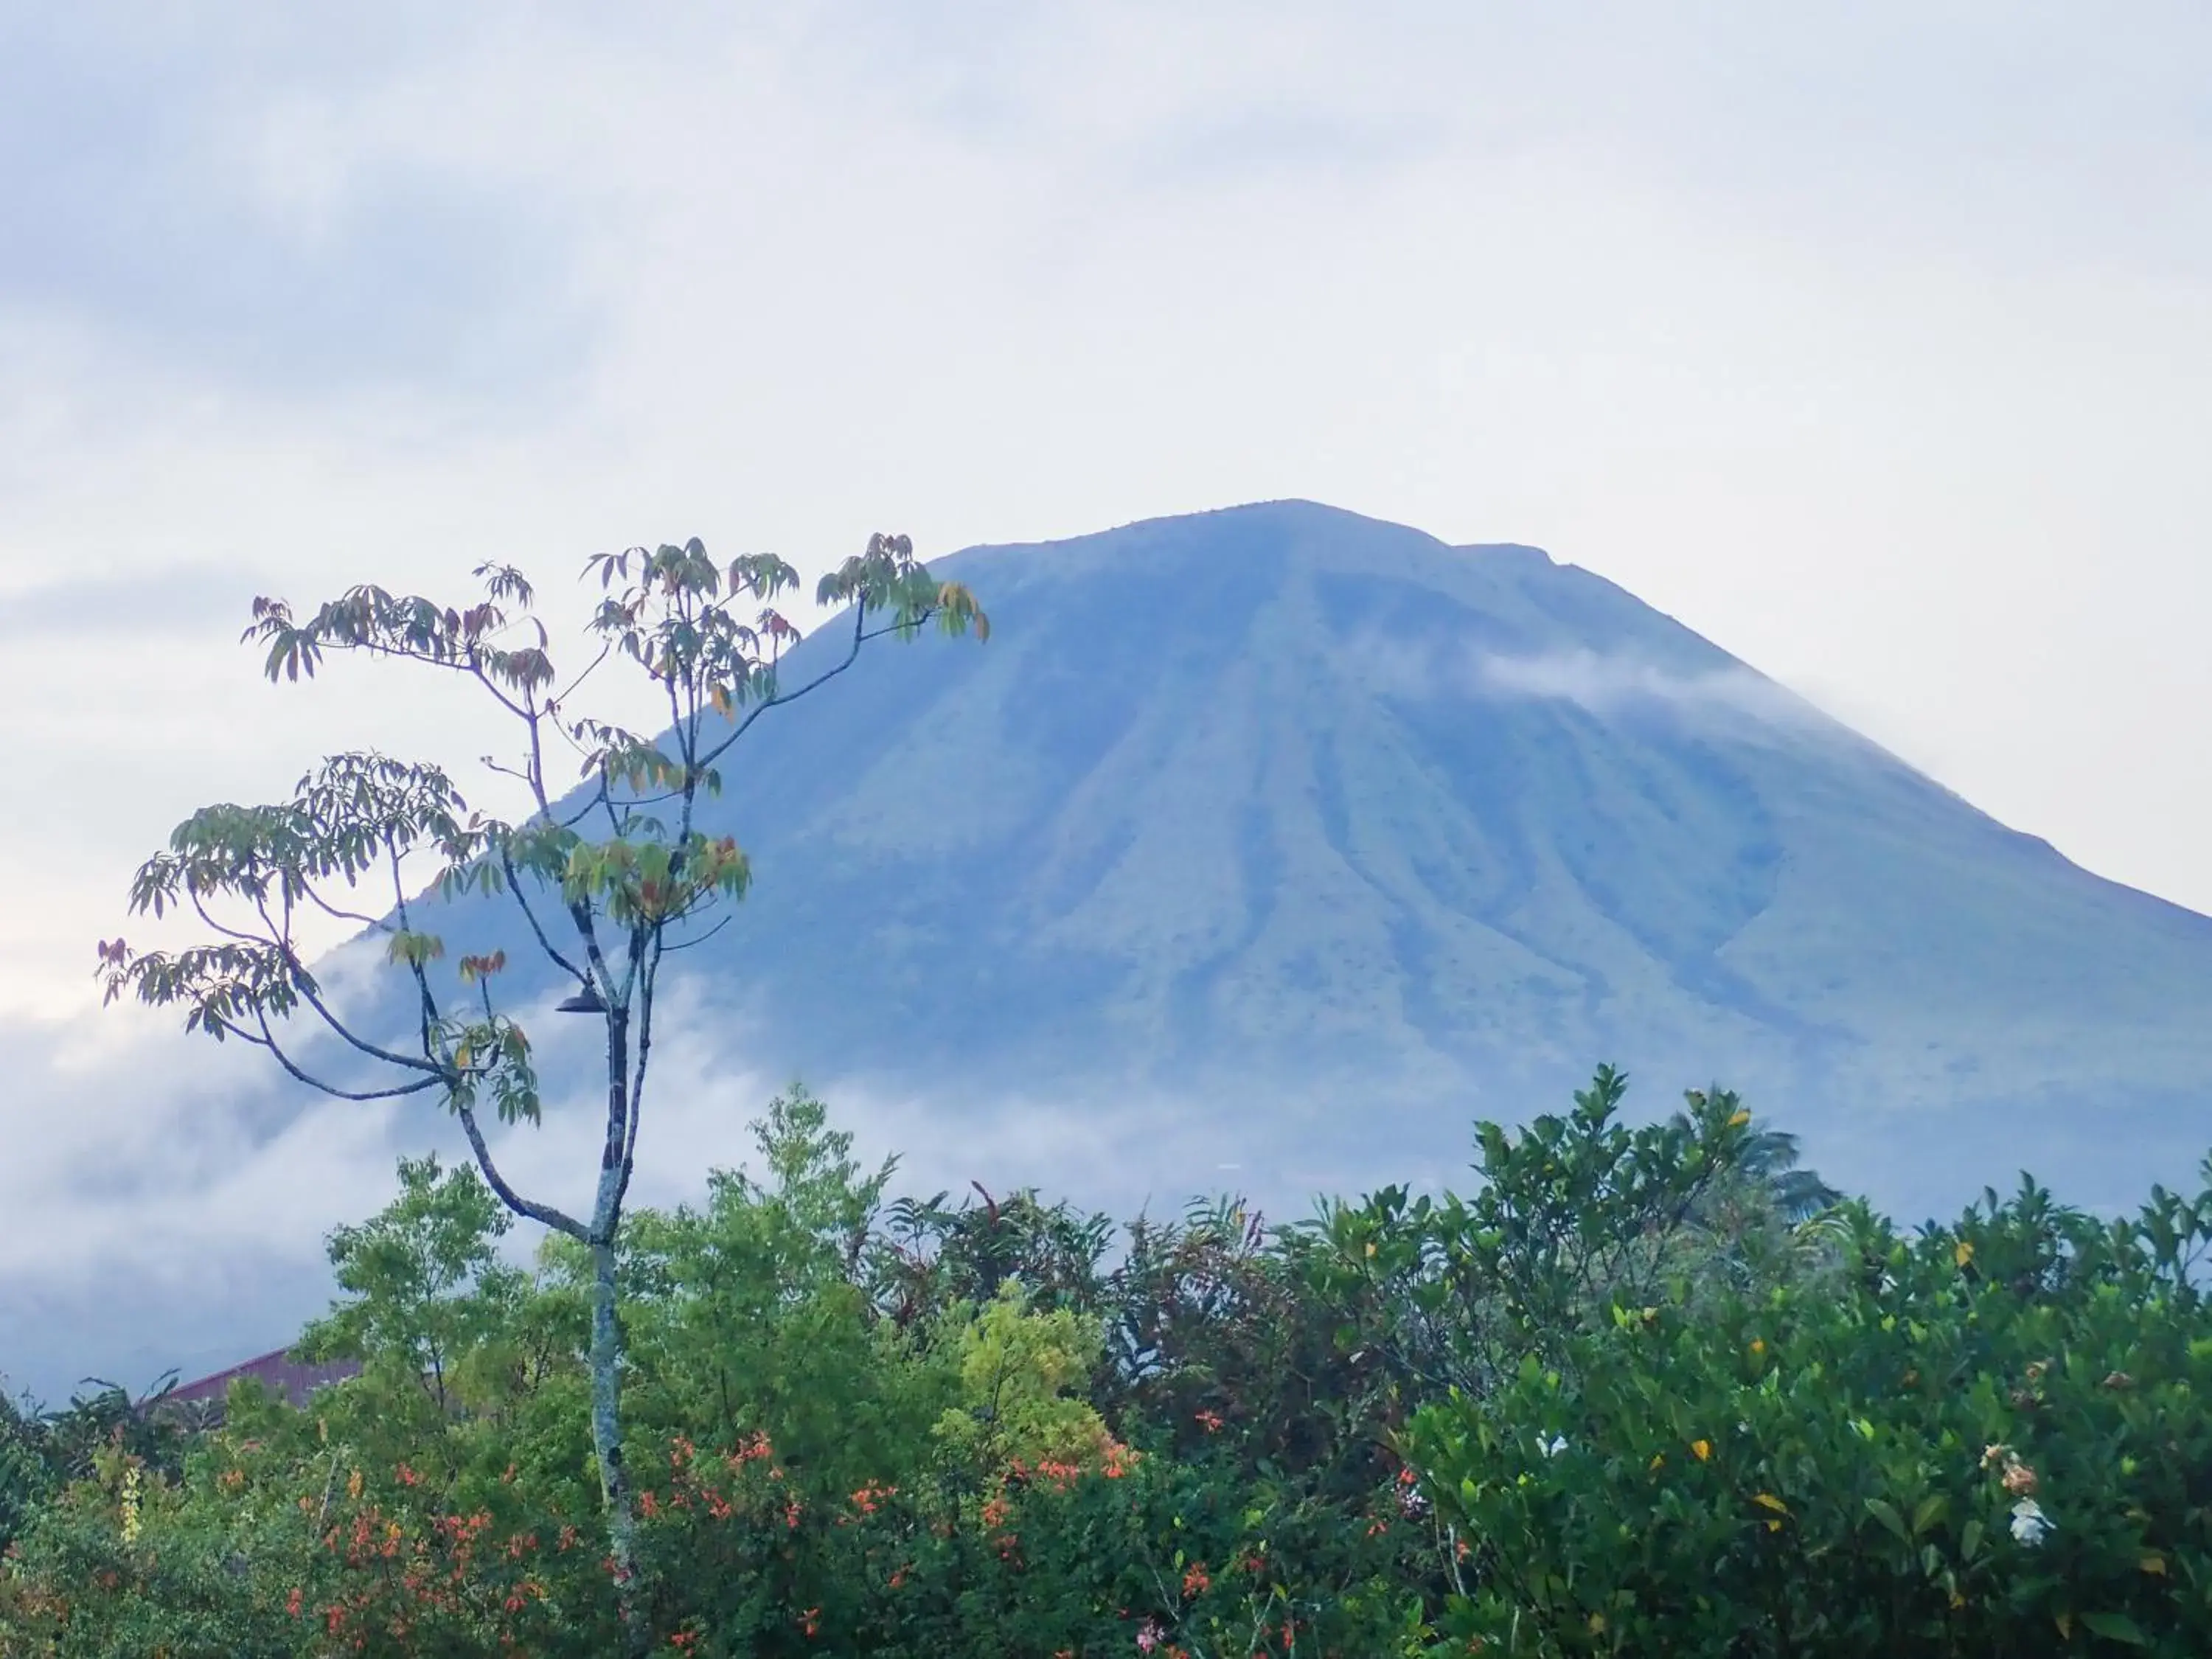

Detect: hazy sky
[2, 4, 2210, 1390]
[6, 3, 2211, 1015]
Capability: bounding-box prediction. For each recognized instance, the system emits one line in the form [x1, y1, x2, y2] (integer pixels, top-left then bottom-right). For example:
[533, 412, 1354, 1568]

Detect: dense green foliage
[4, 1074, 2208, 1656]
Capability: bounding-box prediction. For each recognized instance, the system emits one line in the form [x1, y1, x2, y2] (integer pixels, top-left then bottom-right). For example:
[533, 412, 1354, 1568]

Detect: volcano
[13, 498, 2211, 1405]
[540, 500, 2211, 1218]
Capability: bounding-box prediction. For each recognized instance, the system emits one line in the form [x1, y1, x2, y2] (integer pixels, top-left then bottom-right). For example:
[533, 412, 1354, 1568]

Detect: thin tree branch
[611, 937, 662, 1218]
[295, 877, 386, 933]
[189, 892, 270, 947]
[284, 961, 445, 1077]
[694, 601, 869, 773]
[453, 1102, 590, 1242]
[466, 655, 533, 723]
[497, 844, 591, 988]
[659, 914, 731, 953]
[552, 641, 613, 707]
[407, 957, 442, 1060]
[238, 1012, 445, 1102]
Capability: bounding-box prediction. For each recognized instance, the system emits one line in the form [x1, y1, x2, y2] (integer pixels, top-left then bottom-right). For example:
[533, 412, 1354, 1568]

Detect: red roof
[166, 1348, 361, 1412]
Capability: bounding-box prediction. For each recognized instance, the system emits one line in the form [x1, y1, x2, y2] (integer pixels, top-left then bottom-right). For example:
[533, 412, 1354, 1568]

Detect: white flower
[2009, 1498, 2053, 1547]
[1537, 1433, 1568, 1458]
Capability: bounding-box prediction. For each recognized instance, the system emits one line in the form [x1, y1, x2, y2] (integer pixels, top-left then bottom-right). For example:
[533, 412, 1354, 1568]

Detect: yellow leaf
[1691, 1439, 1712, 1462]
[1727, 1110, 1750, 1128]
[1766, 1520, 1783, 1533]
[2141, 1553, 2168, 1576]
[1955, 1240, 1975, 1268]
[2056, 1613, 2072, 1639]
[1753, 1492, 1788, 1514]
[1649, 1453, 1665, 1471]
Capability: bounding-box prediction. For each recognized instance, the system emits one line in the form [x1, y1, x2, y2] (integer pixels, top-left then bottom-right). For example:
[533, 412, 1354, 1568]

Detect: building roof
[164, 1348, 361, 1414]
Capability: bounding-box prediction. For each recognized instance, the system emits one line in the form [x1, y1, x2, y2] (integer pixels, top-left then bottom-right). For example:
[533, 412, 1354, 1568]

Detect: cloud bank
[0, 973, 1313, 1406]
[1473, 647, 1827, 728]
[1350, 626, 1837, 741]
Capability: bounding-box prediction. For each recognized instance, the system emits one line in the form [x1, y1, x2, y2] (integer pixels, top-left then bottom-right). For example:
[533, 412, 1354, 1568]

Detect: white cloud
[1349, 625, 1836, 742]
[4, 3, 2210, 968]
[1472, 649, 1826, 730]
[0, 968, 1288, 1402]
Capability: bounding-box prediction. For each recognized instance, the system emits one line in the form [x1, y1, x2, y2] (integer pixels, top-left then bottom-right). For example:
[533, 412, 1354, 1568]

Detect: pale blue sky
[2, 1, 2210, 1393]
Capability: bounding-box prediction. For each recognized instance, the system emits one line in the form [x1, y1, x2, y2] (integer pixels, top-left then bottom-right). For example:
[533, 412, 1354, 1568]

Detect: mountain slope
[490, 498, 2208, 1217]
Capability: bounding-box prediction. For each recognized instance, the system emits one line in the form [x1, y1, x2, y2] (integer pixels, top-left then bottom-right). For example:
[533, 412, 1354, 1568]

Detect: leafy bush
[1403, 1175, 2212, 1655]
[4, 1075, 2208, 1657]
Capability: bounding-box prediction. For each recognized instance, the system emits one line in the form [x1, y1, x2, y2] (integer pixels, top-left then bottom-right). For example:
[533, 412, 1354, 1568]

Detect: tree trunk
[587, 1001, 645, 1649]
[591, 1234, 643, 1652]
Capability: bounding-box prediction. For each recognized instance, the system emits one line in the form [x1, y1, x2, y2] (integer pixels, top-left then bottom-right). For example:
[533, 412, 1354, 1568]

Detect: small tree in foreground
[96, 534, 985, 1649]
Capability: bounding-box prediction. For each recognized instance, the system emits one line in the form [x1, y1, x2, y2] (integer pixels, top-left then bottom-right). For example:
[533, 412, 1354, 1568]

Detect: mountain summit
[599, 500, 2209, 1216]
